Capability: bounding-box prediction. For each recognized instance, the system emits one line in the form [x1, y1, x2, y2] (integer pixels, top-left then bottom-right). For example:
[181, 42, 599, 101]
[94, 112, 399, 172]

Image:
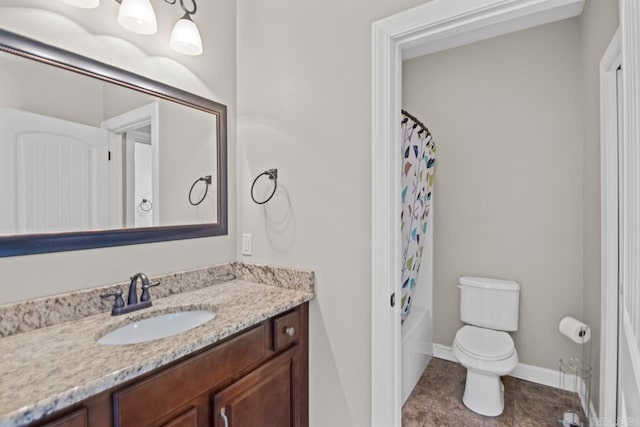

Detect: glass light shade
[118, 0, 157, 35]
[170, 15, 203, 56]
[61, 0, 99, 8]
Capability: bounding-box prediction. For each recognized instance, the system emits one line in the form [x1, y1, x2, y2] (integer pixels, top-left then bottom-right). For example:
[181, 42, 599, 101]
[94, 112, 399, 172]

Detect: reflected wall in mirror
[0, 29, 227, 257]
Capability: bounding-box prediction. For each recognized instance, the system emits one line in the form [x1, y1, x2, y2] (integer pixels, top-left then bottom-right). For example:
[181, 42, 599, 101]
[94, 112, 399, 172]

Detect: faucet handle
[140, 281, 160, 302]
[100, 290, 125, 310]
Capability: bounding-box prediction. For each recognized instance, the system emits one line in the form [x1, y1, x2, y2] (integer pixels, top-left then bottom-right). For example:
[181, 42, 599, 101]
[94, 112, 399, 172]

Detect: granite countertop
[0, 277, 314, 427]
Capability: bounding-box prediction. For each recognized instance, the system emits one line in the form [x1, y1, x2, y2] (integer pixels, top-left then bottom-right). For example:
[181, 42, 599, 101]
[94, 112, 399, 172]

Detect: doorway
[101, 102, 160, 229]
[369, 1, 629, 426]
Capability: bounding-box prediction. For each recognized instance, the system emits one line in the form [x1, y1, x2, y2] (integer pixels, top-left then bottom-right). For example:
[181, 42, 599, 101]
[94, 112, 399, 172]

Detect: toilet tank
[459, 276, 520, 331]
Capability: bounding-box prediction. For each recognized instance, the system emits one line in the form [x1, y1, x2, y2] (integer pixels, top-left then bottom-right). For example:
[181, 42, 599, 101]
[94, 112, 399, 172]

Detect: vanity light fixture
[170, 12, 203, 56]
[117, 0, 157, 35]
[60, 0, 203, 56]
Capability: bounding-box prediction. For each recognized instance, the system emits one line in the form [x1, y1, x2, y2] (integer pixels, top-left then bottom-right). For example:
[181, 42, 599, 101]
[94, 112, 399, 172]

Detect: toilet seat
[454, 325, 514, 361]
[453, 325, 518, 378]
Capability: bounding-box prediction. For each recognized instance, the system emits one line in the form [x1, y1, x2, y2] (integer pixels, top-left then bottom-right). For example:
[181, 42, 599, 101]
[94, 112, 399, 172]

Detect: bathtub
[401, 304, 433, 404]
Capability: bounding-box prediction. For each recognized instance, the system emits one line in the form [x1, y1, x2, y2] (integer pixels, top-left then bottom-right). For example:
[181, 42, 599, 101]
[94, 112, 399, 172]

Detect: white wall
[0, 1, 236, 303]
[579, 0, 619, 411]
[403, 18, 584, 371]
[158, 101, 218, 225]
[237, 1, 425, 426]
[0, 53, 104, 126]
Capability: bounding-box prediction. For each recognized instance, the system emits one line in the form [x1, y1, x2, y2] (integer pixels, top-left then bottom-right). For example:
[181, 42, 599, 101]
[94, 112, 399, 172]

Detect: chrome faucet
[101, 272, 160, 316]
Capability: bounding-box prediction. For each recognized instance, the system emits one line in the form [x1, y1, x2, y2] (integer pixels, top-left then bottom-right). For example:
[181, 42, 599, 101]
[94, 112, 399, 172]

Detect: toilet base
[462, 369, 504, 417]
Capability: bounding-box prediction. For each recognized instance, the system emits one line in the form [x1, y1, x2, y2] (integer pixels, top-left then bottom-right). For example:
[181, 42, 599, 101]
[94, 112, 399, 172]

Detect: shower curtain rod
[401, 109, 430, 134]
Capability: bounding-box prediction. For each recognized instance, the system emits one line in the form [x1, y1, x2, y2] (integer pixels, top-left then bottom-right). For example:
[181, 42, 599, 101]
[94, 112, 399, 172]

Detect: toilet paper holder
[559, 316, 591, 344]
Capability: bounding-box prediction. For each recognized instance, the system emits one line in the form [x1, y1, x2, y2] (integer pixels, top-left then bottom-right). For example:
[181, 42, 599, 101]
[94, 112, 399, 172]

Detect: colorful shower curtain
[401, 110, 436, 323]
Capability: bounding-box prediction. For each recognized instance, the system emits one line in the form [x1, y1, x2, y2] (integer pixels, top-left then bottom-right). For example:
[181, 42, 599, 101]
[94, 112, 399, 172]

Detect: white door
[0, 108, 112, 234]
[617, 62, 640, 425]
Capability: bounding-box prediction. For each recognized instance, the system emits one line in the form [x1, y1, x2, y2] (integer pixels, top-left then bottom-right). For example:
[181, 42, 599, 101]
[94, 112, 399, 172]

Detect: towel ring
[189, 175, 212, 206]
[251, 169, 278, 205]
[139, 198, 152, 212]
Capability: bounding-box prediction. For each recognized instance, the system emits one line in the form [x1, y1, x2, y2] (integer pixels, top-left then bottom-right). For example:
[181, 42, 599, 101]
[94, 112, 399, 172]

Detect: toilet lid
[455, 325, 515, 360]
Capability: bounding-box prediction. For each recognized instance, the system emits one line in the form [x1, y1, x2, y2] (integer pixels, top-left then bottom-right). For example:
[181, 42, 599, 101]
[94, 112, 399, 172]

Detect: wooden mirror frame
[0, 29, 228, 257]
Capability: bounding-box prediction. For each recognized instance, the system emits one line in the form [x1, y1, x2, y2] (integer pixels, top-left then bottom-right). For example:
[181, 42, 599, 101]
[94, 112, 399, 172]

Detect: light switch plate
[242, 234, 252, 256]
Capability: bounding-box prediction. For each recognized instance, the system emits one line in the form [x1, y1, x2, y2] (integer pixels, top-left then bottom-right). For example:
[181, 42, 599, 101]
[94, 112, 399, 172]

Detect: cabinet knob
[220, 407, 229, 427]
[284, 327, 295, 337]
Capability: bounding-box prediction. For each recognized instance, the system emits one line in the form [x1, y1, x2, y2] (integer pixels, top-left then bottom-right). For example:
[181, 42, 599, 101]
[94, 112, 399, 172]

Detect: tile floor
[403, 358, 581, 426]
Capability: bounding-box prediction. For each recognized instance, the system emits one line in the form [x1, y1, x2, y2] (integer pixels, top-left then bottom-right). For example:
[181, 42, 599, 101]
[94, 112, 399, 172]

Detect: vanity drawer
[273, 309, 300, 351]
[113, 324, 266, 427]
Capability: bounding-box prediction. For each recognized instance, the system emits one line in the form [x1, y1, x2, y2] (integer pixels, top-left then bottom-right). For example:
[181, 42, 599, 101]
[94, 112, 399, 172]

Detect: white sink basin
[97, 310, 216, 345]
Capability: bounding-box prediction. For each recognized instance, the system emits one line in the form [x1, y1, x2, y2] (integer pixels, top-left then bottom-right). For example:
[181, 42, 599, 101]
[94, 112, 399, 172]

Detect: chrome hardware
[285, 327, 295, 337]
[220, 407, 229, 427]
[139, 198, 152, 212]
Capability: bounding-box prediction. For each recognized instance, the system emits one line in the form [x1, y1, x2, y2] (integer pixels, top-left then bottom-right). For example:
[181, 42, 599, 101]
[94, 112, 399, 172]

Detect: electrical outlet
[242, 234, 252, 256]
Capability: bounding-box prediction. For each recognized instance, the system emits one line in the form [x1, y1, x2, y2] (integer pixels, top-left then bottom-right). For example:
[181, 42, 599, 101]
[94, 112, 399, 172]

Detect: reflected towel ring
[139, 198, 152, 212]
[251, 169, 278, 205]
[189, 175, 212, 206]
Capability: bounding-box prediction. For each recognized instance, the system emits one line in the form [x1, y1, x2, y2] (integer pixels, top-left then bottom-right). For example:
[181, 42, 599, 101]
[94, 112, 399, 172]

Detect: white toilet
[452, 276, 520, 417]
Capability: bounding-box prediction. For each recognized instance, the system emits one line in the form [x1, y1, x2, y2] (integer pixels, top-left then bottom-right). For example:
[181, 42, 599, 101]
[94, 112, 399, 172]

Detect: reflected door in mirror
[0, 107, 115, 234]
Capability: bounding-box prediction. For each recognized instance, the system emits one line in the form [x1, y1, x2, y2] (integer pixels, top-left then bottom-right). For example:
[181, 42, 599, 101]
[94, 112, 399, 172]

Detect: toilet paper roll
[559, 316, 591, 344]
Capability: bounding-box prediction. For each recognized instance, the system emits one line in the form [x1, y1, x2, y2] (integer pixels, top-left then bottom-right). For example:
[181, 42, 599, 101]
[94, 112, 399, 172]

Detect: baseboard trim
[433, 343, 457, 362]
[432, 343, 597, 420]
[511, 361, 563, 389]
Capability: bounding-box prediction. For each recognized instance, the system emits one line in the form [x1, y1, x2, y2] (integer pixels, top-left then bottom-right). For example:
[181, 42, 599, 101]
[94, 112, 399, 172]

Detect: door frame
[599, 27, 621, 423]
[371, 0, 587, 425]
[101, 102, 160, 227]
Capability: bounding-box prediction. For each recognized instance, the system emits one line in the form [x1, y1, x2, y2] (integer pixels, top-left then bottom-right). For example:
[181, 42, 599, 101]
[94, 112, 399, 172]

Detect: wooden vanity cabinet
[41, 409, 87, 427]
[34, 303, 308, 427]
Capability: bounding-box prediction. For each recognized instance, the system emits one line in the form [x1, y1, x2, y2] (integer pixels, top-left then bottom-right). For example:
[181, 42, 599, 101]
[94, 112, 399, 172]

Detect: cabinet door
[213, 350, 295, 427]
[161, 407, 198, 427]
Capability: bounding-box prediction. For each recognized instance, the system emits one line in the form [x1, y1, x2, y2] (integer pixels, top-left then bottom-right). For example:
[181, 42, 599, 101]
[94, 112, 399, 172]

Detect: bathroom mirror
[0, 29, 227, 257]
